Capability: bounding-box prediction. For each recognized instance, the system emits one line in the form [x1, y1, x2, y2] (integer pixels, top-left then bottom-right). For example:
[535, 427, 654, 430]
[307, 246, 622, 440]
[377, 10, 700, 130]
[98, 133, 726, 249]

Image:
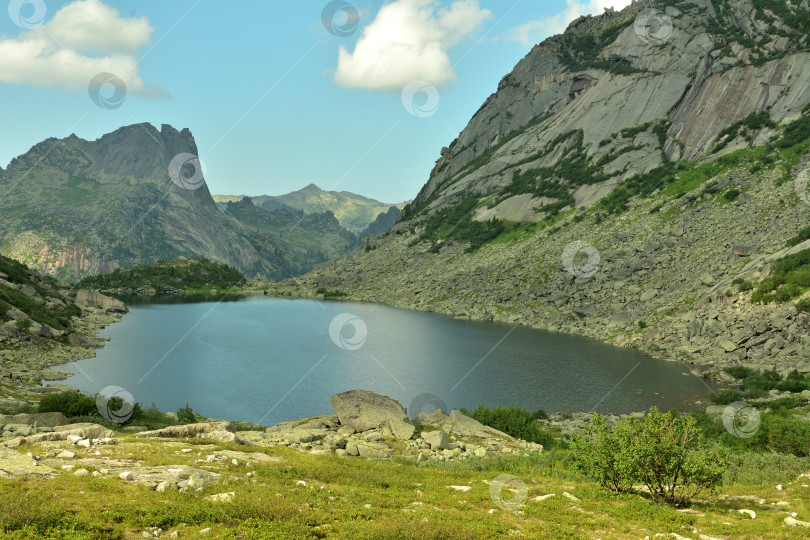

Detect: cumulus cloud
[334, 0, 492, 91]
[503, 0, 633, 48]
[0, 0, 167, 97]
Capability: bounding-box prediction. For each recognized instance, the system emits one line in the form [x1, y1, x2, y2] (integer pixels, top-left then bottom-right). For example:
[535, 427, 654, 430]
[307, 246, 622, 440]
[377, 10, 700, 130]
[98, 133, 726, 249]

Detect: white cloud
[503, 0, 633, 48]
[334, 0, 492, 91]
[0, 0, 166, 97]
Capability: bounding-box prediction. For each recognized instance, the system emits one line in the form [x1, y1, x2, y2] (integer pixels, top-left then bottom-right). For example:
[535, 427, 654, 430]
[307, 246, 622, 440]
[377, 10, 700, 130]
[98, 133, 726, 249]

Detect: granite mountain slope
[281, 0, 810, 375]
[0, 124, 356, 281]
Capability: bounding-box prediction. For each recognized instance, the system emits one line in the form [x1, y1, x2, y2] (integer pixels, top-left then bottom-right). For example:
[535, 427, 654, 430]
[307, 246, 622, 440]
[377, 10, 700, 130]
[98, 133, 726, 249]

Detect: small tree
[572, 407, 729, 505]
[176, 403, 196, 424]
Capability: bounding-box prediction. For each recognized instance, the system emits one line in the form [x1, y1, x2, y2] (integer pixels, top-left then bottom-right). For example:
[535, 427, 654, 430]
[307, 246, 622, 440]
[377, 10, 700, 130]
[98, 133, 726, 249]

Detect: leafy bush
[14, 318, 32, 332]
[796, 297, 810, 313]
[37, 391, 98, 417]
[571, 408, 729, 505]
[461, 405, 554, 447]
[722, 189, 741, 201]
[776, 369, 810, 393]
[754, 413, 810, 456]
[176, 403, 196, 424]
[708, 389, 743, 405]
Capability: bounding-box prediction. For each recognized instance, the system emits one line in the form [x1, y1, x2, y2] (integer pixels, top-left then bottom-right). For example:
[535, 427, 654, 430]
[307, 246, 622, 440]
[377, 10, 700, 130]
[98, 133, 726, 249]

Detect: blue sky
[0, 0, 628, 203]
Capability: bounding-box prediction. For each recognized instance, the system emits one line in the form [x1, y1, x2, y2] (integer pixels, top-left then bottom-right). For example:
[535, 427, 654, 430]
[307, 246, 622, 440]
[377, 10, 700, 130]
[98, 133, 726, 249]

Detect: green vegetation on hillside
[742, 247, 810, 304]
[0, 254, 81, 332]
[76, 258, 246, 294]
[461, 405, 555, 448]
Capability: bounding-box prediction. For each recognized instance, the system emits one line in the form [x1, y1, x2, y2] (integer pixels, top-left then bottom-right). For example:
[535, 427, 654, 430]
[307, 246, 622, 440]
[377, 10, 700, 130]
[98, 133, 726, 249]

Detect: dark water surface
[50, 297, 718, 425]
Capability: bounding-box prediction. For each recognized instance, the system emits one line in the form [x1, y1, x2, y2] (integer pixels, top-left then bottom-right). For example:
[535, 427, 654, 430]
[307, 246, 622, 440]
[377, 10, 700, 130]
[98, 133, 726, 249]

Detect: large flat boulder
[0, 412, 69, 428]
[75, 290, 128, 314]
[0, 446, 56, 478]
[136, 421, 237, 441]
[3, 423, 110, 448]
[331, 390, 415, 441]
[414, 409, 510, 440]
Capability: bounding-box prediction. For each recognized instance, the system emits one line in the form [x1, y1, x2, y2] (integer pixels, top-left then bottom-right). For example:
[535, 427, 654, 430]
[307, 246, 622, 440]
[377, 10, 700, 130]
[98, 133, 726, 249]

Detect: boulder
[331, 390, 415, 441]
[0, 446, 56, 478]
[0, 412, 69, 429]
[421, 429, 449, 450]
[4, 423, 110, 447]
[415, 409, 510, 440]
[136, 421, 237, 440]
[75, 290, 128, 314]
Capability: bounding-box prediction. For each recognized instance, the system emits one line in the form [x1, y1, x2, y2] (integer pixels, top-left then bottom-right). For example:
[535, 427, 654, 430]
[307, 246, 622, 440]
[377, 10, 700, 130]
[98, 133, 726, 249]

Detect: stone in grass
[738, 509, 756, 519]
[784, 516, 810, 528]
[447, 485, 471, 492]
[562, 492, 580, 502]
[205, 492, 235, 503]
[421, 430, 449, 450]
[119, 471, 134, 481]
[73, 468, 89, 477]
[56, 450, 75, 459]
[199, 528, 213, 536]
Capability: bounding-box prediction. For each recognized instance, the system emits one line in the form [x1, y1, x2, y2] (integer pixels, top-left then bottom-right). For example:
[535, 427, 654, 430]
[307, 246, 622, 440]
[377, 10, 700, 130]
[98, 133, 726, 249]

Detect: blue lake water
[50, 297, 718, 425]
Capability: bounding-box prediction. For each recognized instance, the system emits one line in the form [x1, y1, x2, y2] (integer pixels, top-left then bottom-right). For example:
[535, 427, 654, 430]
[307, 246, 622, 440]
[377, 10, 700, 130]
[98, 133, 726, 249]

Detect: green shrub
[776, 369, 810, 393]
[176, 403, 196, 424]
[724, 366, 754, 380]
[461, 405, 554, 447]
[14, 318, 32, 332]
[708, 389, 743, 405]
[796, 297, 810, 313]
[754, 413, 810, 456]
[37, 391, 98, 418]
[571, 408, 729, 504]
[722, 189, 741, 201]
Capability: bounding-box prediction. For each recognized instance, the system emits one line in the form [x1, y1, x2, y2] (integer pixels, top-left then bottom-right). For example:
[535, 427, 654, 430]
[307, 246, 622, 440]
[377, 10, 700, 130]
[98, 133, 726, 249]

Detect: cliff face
[0, 124, 334, 281]
[287, 0, 810, 374]
[405, 0, 809, 222]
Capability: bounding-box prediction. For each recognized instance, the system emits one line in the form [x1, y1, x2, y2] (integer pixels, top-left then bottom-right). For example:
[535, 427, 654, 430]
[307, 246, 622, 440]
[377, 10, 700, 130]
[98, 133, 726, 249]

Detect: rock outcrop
[75, 290, 128, 314]
[331, 389, 415, 441]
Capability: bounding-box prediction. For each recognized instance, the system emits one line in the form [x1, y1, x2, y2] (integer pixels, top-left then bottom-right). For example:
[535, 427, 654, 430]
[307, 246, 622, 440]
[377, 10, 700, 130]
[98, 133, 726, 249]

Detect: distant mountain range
[213, 184, 406, 235]
[0, 124, 401, 281]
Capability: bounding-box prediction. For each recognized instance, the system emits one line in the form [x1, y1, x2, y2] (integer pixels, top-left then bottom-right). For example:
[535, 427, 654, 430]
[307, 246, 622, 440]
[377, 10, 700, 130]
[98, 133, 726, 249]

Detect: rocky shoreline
[0, 289, 127, 410]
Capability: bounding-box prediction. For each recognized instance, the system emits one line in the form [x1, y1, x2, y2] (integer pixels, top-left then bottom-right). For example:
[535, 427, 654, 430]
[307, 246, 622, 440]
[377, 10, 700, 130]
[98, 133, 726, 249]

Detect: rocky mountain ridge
[0, 124, 362, 281]
[214, 184, 406, 235]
